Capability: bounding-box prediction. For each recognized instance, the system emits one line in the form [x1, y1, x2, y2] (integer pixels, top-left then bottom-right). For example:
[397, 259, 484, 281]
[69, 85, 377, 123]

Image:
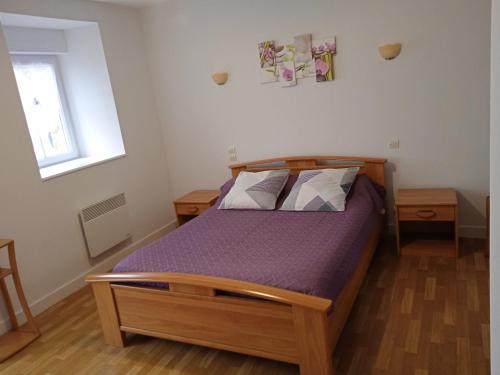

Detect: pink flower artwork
[259, 41, 276, 68]
[275, 44, 297, 87]
[282, 68, 294, 81]
[262, 47, 273, 61]
[325, 42, 336, 53]
[258, 40, 278, 84]
[312, 36, 336, 82]
[294, 33, 315, 78]
[315, 58, 329, 76]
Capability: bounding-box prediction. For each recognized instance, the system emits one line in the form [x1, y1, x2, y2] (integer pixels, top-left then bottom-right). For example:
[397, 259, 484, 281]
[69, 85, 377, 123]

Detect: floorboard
[0, 238, 489, 374]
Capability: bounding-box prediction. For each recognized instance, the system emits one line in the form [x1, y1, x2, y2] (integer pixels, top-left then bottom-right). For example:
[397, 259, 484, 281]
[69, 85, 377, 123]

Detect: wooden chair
[0, 239, 40, 362]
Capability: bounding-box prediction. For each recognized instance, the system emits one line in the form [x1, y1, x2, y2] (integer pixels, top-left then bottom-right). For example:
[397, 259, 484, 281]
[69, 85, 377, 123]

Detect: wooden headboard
[229, 155, 387, 187]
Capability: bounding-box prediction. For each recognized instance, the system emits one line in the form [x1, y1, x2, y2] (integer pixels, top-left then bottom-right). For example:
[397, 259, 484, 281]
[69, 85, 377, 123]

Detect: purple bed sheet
[113, 174, 385, 301]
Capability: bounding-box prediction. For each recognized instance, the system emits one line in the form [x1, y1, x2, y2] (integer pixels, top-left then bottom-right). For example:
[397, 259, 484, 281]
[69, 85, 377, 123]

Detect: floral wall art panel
[275, 44, 297, 87]
[312, 37, 336, 82]
[294, 33, 315, 79]
[258, 40, 278, 83]
[258, 34, 337, 86]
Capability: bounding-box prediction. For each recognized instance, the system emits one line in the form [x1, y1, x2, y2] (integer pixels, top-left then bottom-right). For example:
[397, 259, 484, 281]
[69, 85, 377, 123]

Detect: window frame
[11, 54, 80, 168]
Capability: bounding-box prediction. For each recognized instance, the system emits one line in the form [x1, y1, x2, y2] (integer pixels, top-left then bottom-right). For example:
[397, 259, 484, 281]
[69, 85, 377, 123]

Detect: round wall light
[378, 43, 402, 60]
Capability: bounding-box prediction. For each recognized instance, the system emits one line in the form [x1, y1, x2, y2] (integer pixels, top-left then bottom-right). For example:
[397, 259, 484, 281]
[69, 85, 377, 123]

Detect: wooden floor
[0, 238, 489, 374]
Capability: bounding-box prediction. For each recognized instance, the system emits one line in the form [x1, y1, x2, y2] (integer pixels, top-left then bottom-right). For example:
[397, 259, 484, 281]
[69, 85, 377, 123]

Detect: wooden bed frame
[86, 155, 386, 375]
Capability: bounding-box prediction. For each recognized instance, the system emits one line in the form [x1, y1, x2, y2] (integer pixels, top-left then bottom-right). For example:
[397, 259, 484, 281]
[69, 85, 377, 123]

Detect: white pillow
[218, 170, 290, 210]
[280, 168, 359, 211]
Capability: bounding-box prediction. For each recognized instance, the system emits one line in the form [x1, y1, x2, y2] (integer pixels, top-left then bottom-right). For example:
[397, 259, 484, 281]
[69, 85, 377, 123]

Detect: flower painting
[294, 33, 315, 79]
[258, 40, 278, 83]
[275, 44, 297, 87]
[257, 34, 338, 86]
[312, 37, 336, 82]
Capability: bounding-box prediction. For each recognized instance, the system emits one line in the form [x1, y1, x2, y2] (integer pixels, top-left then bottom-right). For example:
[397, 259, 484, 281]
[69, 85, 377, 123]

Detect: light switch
[388, 139, 400, 150]
[227, 145, 238, 162]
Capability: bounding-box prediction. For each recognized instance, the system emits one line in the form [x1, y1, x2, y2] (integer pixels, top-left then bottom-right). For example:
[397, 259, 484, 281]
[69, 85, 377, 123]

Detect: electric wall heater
[79, 193, 132, 258]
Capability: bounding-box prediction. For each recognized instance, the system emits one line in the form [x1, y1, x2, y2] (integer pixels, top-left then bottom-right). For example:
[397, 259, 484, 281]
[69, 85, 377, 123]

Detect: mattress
[113, 174, 385, 301]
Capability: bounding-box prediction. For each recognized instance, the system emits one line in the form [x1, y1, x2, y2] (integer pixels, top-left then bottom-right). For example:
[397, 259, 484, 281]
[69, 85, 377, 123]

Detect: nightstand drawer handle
[187, 206, 199, 214]
[416, 210, 437, 219]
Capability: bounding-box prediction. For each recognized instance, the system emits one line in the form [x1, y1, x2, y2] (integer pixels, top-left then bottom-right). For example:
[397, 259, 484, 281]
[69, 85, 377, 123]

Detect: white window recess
[79, 193, 132, 258]
[0, 13, 126, 180]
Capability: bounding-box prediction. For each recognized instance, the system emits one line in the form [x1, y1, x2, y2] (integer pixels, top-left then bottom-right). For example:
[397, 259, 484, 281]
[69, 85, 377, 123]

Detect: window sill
[40, 154, 126, 181]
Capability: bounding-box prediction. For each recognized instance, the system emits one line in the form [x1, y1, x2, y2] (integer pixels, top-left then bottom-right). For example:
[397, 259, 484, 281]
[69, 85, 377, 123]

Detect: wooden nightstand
[395, 189, 459, 257]
[174, 190, 220, 225]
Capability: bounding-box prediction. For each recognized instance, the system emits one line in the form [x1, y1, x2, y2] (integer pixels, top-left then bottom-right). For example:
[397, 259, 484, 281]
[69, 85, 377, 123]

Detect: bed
[86, 155, 386, 375]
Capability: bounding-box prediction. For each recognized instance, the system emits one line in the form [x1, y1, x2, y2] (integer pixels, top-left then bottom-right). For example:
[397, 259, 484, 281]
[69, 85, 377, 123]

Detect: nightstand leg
[395, 208, 401, 256]
[455, 206, 459, 257]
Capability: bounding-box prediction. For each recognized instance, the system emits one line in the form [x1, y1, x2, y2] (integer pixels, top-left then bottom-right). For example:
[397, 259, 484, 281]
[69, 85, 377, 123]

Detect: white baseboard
[0, 220, 177, 334]
[387, 223, 486, 239]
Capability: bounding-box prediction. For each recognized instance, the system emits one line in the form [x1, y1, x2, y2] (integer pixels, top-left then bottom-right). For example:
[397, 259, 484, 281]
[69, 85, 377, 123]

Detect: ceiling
[89, 0, 165, 8]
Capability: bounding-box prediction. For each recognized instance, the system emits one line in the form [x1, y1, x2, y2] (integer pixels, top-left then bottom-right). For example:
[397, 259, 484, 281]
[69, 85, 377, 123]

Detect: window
[11, 55, 79, 168]
[1, 13, 126, 180]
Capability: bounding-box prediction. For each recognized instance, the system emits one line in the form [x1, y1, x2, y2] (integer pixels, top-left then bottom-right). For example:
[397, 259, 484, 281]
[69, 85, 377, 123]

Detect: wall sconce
[212, 72, 229, 85]
[378, 43, 402, 60]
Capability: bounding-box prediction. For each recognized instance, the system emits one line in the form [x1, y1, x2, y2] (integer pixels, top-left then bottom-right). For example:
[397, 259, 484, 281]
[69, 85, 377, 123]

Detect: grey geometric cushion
[218, 170, 290, 210]
[280, 168, 359, 212]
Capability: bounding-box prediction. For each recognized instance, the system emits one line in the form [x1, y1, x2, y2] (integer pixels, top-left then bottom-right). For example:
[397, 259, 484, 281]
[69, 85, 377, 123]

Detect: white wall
[490, 0, 499, 371]
[0, 0, 174, 327]
[142, 0, 491, 234]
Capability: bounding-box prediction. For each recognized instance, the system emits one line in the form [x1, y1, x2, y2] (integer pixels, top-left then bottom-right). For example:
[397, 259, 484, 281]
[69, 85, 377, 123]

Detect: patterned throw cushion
[280, 168, 360, 212]
[218, 170, 290, 210]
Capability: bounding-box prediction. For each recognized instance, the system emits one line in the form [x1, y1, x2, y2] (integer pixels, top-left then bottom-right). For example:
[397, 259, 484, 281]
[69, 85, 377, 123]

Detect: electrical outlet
[388, 139, 400, 150]
[227, 145, 238, 162]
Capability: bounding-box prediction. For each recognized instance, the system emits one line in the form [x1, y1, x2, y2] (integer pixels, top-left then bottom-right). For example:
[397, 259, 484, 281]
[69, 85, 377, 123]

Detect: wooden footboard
[86, 274, 333, 374]
[86, 217, 382, 375]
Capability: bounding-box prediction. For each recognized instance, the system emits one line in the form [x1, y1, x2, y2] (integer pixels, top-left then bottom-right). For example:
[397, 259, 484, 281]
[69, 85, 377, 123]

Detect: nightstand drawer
[398, 206, 455, 221]
[175, 203, 212, 216]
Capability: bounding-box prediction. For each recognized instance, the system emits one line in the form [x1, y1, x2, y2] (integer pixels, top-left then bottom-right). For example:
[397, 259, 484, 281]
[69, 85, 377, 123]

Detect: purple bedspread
[114, 175, 384, 301]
